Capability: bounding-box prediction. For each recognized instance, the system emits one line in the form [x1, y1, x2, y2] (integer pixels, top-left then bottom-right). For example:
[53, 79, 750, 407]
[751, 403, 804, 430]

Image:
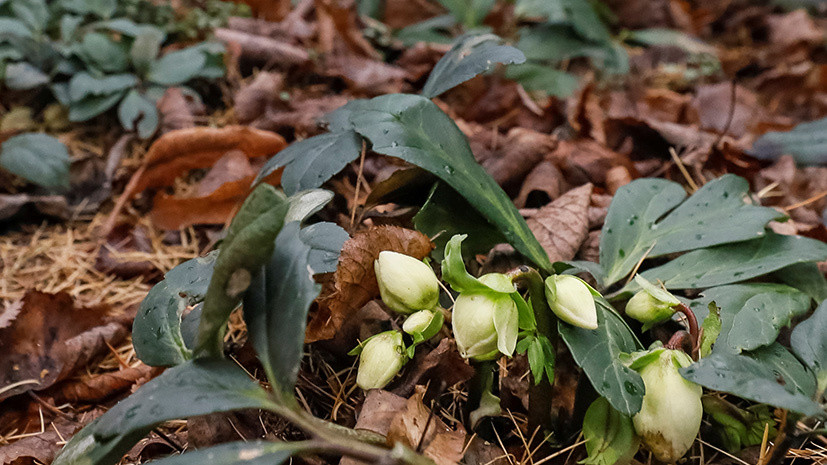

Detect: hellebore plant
[545, 274, 598, 330]
[625, 275, 681, 330]
[353, 330, 408, 390]
[452, 273, 520, 360]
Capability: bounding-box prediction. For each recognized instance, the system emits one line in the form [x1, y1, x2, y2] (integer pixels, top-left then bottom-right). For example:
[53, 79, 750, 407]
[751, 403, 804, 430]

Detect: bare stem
[676, 303, 700, 360]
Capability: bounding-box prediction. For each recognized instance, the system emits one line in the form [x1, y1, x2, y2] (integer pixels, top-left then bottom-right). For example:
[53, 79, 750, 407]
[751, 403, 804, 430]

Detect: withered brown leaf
[306, 226, 432, 343]
[526, 183, 593, 263]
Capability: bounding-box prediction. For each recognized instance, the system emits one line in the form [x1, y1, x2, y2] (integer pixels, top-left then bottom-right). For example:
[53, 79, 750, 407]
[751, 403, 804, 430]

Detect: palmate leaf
[688, 284, 811, 354]
[329, 94, 551, 271]
[421, 33, 525, 98]
[558, 301, 644, 416]
[681, 343, 824, 418]
[600, 175, 782, 288]
[52, 360, 277, 465]
[244, 223, 320, 398]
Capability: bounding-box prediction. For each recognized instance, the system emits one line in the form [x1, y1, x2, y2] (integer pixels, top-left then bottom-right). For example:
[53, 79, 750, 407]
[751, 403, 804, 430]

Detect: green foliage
[0, 0, 230, 139]
[749, 116, 827, 165]
[0, 132, 69, 190]
[581, 397, 638, 465]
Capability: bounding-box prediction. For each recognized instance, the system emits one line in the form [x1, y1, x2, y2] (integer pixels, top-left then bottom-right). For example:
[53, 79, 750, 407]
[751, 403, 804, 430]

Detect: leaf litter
[2, 0, 827, 464]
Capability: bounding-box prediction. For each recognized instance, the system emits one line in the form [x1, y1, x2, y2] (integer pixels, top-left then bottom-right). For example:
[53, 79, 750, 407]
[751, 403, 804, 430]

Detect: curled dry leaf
[306, 226, 433, 343]
[157, 88, 198, 133]
[514, 161, 568, 208]
[0, 416, 84, 465]
[550, 139, 635, 186]
[214, 28, 311, 66]
[323, 53, 409, 95]
[470, 127, 557, 187]
[234, 71, 284, 124]
[387, 387, 466, 465]
[527, 183, 593, 263]
[103, 126, 286, 234]
[391, 338, 474, 399]
[46, 364, 157, 404]
[0, 291, 127, 401]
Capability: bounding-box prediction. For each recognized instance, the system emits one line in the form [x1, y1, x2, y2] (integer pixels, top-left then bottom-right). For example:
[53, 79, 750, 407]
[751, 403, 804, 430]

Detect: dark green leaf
[133, 252, 217, 367]
[300, 222, 349, 275]
[514, 0, 611, 43]
[255, 131, 362, 196]
[138, 441, 299, 465]
[53, 360, 276, 465]
[775, 262, 827, 302]
[421, 33, 525, 98]
[689, 284, 810, 353]
[504, 63, 579, 97]
[68, 91, 126, 122]
[244, 223, 320, 397]
[79, 32, 129, 73]
[626, 28, 716, 56]
[330, 94, 551, 271]
[148, 46, 206, 85]
[196, 185, 289, 356]
[3, 61, 48, 89]
[435, 0, 494, 27]
[601, 175, 783, 287]
[0, 18, 33, 38]
[681, 344, 823, 417]
[395, 15, 455, 47]
[559, 302, 644, 415]
[791, 299, 827, 383]
[130, 28, 163, 75]
[10, 0, 48, 33]
[638, 233, 827, 291]
[118, 90, 159, 139]
[581, 397, 638, 465]
[749, 116, 827, 165]
[68, 72, 137, 102]
[413, 182, 505, 261]
[0, 133, 69, 190]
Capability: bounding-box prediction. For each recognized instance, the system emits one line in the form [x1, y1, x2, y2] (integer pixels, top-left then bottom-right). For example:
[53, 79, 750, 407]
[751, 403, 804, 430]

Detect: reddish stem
[676, 303, 700, 360]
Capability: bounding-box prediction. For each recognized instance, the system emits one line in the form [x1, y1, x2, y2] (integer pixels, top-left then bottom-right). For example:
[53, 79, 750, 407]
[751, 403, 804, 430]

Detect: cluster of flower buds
[630, 348, 703, 462]
[354, 251, 443, 390]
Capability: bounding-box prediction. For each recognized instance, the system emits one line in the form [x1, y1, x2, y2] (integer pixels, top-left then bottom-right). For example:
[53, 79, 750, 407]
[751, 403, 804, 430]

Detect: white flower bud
[452, 274, 518, 361]
[626, 275, 681, 330]
[356, 331, 407, 390]
[545, 275, 598, 329]
[633, 349, 702, 463]
[402, 309, 443, 341]
[374, 251, 439, 314]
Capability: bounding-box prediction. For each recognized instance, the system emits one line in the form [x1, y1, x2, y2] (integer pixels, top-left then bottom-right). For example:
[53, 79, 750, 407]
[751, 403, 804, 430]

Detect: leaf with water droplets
[422, 33, 525, 98]
[328, 93, 551, 271]
[599, 175, 783, 287]
[681, 343, 823, 418]
[791, 299, 827, 387]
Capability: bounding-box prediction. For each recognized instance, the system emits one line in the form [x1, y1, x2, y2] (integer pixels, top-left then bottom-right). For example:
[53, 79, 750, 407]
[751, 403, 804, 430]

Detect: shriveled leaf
[387, 387, 465, 465]
[0, 416, 83, 465]
[422, 33, 525, 98]
[601, 175, 783, 287]
[559, 301, 644, 416]
[135, 441, 299, 465]
[791, 299, 827, 384]
[581, 397, 639, 465]
[53, 359, 277, 465]
[150, 176, 264, 230]
[689, 284, 810, 353]
[681, 344, 823, 418]
[196, 185, 289, 356]
[413, 182, 505, 261]
[329, 94, 551, 271]
[0, 132, 70, 190]
[638, 233, 827, 291]
[527, 183, 592, 263]
[307, 226, 432, 342]
[127, 126, 286, 196]
[255, 130, 362, 196]
[133, 252, 217, 367]
[749, 116, 827, 165]
[0, 291, 126, 401]
[244, 223, 320, 397]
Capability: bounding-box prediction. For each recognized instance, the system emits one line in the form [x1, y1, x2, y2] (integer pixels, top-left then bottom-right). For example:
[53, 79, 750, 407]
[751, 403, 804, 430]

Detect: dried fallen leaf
[469, 127, 557, 187]
[0, 291, 126, 401]
[214, 28, 310, 66]
[0, 416, 83, 465]
[157, 88, 198, 133]
[526, 184, 593, 263]
[306, 226, 432, 342]
[234, 71, 284, 124]
[387, 387, 466, 465]
[47, 365, 157, 404]
[391, 338, 474, 399]
[324, 52, 409, 95]
[514, 161, 568, 208]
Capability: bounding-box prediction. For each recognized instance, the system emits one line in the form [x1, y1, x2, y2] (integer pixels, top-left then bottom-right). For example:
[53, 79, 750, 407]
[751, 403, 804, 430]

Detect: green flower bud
[452, 274, 519, 361]
[633, 349, 702, 463]
[374, 251, 439, 314]
[402, 309, 443, 341]
[545, 275, 598, 329]
[626, 275, 681, 330]
[356, 331, 407, 390]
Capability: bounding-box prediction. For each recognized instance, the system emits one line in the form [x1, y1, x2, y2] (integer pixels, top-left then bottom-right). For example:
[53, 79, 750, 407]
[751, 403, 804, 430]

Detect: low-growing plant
[54, 33, 826, 465]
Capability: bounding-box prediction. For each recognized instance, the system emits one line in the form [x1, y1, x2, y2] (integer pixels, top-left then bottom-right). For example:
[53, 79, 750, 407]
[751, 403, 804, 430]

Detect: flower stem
[508, 266, 555, 435]
[676, 303, 700, 360]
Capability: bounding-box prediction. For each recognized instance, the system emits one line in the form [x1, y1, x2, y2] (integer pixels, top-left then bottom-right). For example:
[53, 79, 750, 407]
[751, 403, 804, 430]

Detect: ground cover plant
[2, 1, 827, 465]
